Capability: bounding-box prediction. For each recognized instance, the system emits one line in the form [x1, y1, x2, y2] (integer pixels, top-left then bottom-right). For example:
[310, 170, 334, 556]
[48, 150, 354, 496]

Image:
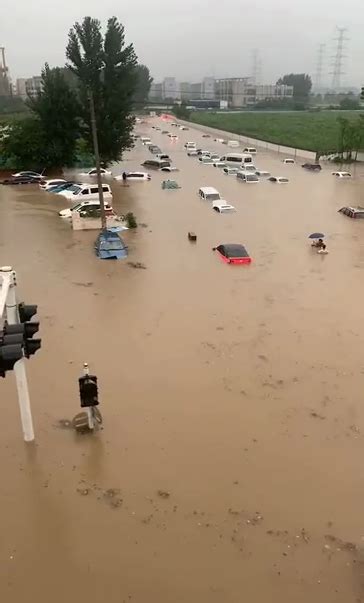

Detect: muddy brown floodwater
[1, 118, 364, 602]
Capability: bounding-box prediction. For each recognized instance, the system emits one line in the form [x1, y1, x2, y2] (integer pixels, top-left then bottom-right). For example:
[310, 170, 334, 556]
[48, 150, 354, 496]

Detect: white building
[162, 78, 179, 100]
[16, 76, 42, 100]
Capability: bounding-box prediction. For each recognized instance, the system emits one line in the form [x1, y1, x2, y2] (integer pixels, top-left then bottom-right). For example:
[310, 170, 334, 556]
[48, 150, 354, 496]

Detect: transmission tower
[314, 44, 326, 91]
[251, 49, 262, 85]
[331, 27, 348, 90]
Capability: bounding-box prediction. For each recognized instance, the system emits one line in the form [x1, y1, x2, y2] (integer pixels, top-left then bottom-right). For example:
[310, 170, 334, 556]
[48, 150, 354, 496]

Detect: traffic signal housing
[79, 375, 99, 407]
[0, 341, 23, 377]
[17, 302, 41, 358]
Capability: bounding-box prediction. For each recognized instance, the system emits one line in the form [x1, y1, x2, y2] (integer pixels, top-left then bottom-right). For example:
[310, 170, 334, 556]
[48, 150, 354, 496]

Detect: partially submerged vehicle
[338, 206, 364, 219]
[213, 244, 252, 265]
[94, 231, 128, 260]
[302, 163, 322, 171]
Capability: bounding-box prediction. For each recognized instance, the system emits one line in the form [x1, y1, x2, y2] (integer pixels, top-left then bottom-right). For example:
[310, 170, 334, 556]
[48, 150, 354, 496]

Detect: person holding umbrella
[309, 232, 327, 251]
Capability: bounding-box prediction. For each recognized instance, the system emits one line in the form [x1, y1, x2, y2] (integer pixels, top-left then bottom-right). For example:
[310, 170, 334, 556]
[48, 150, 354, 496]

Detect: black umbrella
[309, 232, 325, 239]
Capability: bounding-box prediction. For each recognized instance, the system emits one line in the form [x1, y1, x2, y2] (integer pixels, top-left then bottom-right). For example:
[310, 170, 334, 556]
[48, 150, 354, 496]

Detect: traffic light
[361, 87, 364, 101]
[17, 302, 41, 358]
[0, 342, 23, 377]
[79, 374, 99, 407]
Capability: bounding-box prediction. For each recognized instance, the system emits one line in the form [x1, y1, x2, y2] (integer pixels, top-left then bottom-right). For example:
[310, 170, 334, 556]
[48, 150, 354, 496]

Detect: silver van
[198, 187, 221, 201]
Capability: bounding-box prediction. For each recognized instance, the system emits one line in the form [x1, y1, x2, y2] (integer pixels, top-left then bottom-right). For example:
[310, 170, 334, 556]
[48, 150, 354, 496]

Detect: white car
[12, 170, 44, 178]
[255, 170, 270, 177]
[210, 154, 220, 161]
[187, 150, 198, 157]
[78, 167, 112, 177]
[179, 126, 188, 130]
[213, 161, 226, 168]
[243, 147, 257, 154]
[268, 176, 289, 183]
[160, 166, 179, 172]
[332, 171, 352, 178]
[115, 171, 151, 181]
[283, 158, 295, 164]
[212, 200, 236, 213]
[214, 138, 224, 143]
[241, 164, 257, 172]
[237, 172, 259, 183]
[168, 133, 178, 140]
[59, 200, 113, 218]
[184, 142, 197, 149]
[223, 166, 239, 176]
[40, 178, 66, 190]
[199, 157, 214, 164]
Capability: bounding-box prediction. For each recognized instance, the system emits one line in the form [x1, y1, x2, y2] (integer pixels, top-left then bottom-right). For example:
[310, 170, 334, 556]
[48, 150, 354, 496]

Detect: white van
[140, 137, 152, 145]
[198, 187, 221, 201]
[58, 183, 112, 201]
[220, 153, 253, 166]
[228, 140, 240, 148]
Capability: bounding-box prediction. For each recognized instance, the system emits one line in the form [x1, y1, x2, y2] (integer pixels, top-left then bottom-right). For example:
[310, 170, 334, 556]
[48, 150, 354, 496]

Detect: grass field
[190, 110, 363, 152]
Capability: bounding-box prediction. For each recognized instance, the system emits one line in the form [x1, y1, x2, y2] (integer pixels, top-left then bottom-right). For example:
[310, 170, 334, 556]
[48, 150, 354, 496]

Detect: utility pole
[331, 27, 348, 91]
[88, 90, 107, 231]
[314, 44, 326, 92]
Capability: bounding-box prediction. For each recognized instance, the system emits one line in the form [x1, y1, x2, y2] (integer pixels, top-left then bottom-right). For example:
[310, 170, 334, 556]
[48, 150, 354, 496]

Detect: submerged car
[302, 163, 322, 171]
[332, 171, 352, 178]
[95, 231, 128, 260]
[212, 201, 236, 213]
[268, 176, 289, 183]
[223, 166, 240, 176]
[40, 178, 67, 190]
[12, 170, 44, 178]
[2, 175, 44, 185]
[47, 181, 80, 193]
[213, 161, 226, 168]
[78, 167, 112, 177]
[199, 157, 214, 164]
[283, 158, 295, 164]
[255, 170, 271, 177]
[59, 200, 114, 218]
[213, 243, 252, 265]
[338, 206, 364, 219]
[237, 172, 259, 183]
[115, 172, 151, 181]
[160, 166, 179, 172]
[187, 149, 198, 157]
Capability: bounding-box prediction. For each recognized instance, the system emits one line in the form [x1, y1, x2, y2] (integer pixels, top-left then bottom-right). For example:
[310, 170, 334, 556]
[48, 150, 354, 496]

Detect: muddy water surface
[1, 119, 364, 602]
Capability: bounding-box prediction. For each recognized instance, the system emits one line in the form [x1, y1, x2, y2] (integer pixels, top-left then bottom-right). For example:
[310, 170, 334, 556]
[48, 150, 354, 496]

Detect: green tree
[133, 64, 153, 107]
[2, 64, 79, 169]
[276, 73, 312, 100]
[339, 97, 360, 110]
[173, 102, 191, 120]
[1, 117, 47, 169]
[28, 64, 80, 166]
[66, 16, 138, 165]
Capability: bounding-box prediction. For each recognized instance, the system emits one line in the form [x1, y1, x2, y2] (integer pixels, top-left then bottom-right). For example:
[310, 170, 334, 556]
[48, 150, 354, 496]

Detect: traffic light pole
[1, 267, 35, 442]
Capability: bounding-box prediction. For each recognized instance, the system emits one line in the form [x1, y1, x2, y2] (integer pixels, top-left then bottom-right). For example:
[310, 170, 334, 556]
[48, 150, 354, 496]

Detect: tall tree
[276, 73, 312, 99]
[2, 64, 79, 168]
[28, 64, 80, 166]
[66, 16, 138, 165]
[133, 64, 153, 106]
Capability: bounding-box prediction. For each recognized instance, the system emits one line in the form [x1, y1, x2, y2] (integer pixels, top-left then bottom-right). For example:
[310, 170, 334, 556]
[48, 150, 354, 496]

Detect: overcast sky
[1, 0, 363, 87]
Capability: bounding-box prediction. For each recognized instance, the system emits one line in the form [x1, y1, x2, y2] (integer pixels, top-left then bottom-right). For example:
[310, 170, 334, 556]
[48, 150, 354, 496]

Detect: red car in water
[213, 244, 252, 265]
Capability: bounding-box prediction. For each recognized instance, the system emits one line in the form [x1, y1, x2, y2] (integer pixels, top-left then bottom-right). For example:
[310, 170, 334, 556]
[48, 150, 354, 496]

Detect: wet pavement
[1, 118, 364, 602]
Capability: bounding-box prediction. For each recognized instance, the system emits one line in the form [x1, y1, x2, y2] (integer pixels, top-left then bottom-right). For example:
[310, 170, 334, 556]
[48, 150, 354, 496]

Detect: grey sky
[2, 0, 364, 86]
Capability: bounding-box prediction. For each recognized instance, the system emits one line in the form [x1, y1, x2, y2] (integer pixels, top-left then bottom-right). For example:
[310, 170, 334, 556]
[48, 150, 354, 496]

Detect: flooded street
[2, 119, 364, 602]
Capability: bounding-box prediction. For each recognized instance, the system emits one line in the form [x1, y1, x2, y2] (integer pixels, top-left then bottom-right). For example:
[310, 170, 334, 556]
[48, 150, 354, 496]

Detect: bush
[125, 212, 137, 228]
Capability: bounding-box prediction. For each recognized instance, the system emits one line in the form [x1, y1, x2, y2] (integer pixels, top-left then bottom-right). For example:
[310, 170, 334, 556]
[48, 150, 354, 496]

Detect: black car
[302, 163, 322, 171]
[1, 175, 45, 185]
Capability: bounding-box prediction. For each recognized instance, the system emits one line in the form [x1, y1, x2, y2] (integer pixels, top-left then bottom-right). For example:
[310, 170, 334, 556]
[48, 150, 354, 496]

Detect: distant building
[16, 76, 42, 100]
[202, 77, 215, 100]
[215, 78, 293, 107]
[162, 77, 179, 100]
[180, 82, 191, 101]
[149, 82, 163, 100]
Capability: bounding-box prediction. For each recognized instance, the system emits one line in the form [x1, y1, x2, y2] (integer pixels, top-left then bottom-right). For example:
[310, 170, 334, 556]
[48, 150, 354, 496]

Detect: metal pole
[83, 362, 94, 430]
[88, 90, 107, 231]
[2, 267, 35, 442]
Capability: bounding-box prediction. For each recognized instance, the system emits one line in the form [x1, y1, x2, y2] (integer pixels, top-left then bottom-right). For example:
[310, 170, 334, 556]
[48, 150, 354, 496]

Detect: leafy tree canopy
[276, 73, 312, 99]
